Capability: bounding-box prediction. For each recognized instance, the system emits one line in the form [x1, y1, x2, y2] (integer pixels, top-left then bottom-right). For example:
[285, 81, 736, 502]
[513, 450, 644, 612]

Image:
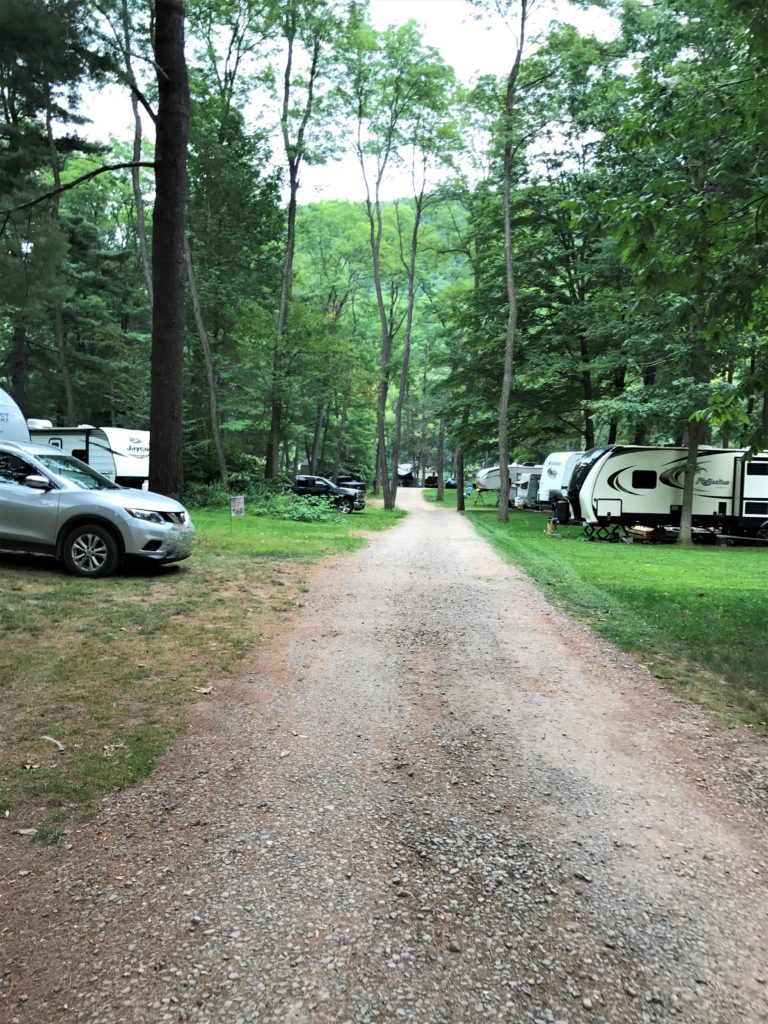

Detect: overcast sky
[302, 0, 617, 201]
[80, 2, 617, 202]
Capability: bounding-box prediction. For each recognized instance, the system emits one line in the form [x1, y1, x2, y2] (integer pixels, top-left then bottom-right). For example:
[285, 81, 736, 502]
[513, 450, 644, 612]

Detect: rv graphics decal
[697, 477, 730, 488]
[606, 469, 637, 495]
[658, 462, 687, 490]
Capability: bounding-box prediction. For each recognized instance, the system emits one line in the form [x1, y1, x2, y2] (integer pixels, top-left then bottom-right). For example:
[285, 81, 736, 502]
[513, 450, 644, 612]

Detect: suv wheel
[63, 524, 120, 578]
[338, 498, 354, 514]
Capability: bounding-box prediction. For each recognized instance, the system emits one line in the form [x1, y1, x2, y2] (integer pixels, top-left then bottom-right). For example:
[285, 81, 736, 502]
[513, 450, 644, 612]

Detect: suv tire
[63, 524, 120, 578]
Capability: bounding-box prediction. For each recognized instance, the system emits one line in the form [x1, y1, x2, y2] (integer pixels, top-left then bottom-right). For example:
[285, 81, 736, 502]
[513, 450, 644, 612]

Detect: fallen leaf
[279, 749, 291, 758]
[15, 829, 37, 837]
[195, 687, 214, 695]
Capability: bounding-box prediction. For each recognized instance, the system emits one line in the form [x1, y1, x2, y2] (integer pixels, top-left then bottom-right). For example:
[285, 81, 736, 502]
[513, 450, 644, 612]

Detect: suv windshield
[35, 452, 118, 491]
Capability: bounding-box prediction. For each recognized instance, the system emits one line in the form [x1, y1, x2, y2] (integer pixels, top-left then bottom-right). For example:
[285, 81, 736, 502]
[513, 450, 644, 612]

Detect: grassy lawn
[0, 503, 404, 835]
[426, 489, 767, 730]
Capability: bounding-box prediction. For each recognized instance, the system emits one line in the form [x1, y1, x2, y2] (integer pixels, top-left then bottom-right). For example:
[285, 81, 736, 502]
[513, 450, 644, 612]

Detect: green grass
[453, 504, 768, 730]
[0, 501, 405, 827]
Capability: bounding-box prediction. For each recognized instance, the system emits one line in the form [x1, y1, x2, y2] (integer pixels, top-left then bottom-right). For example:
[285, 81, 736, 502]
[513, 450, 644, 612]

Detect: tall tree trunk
[634, 363, 657, 445]
[456, 405, 470, 513]
[184, 239, 227, 484]
[266, 27, 322, 480]
[358, 121, 394, 507]
[679, 335, 708, 545]
[607, 362, 625, 445]
[370, 207, 394, 508]
[149, 0, 189, 500]
[497, 0, 529, 523]
[9, 318, 28, 411]
[679, 418, 704, 546]
[390, 196, 424, 508]
[436, 417, 445, 502]
[331, 380, 350, 482]
[266, 396, 282, 481]
[309, 400, 324, 473]
[579, 334, 594, 450]
[45, 97, 77, 425]
[53, 306, 77, 425]
[132, 92, 154, 303]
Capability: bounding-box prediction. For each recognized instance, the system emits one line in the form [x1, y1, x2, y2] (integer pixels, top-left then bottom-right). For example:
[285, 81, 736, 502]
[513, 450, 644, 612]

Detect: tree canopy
[1, 0, 766, 512]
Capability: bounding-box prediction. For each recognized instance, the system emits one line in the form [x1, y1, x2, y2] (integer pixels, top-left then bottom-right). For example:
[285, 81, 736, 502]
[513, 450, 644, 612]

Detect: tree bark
[456, 404, 470, 513]
[309, 399, 325, 473]
[390, 196, 424, 507]
[436, 417, 445, 502]
[497, 0, 528, 523]
[679, 418, 703, 545]
[131, 91, 154, 303]
[45, 96, 77, 426]
[149, 0, 189, 500]
[331, 380, 350, 482]
[184, 238, 227, 484]
[266, 24, 322, 480]
[9, 318, 28, 411]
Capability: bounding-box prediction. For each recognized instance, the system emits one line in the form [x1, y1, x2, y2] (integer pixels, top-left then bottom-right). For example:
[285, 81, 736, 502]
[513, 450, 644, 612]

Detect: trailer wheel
[62, 524, 120, 578]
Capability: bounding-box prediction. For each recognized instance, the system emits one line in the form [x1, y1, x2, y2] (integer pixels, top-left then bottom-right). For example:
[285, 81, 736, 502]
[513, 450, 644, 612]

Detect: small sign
[230, 495, 245, 517]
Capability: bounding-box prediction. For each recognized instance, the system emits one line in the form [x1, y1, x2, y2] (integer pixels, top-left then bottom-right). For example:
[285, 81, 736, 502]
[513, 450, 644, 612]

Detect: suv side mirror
[24, 474, 52, 490]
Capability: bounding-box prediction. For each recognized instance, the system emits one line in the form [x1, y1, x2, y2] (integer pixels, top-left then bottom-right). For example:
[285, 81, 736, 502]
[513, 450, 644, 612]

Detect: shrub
[251, 492, 337, 523]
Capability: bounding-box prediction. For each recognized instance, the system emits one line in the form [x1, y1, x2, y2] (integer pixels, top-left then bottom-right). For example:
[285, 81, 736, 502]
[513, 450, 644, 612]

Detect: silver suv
[0, 441, 195, 578]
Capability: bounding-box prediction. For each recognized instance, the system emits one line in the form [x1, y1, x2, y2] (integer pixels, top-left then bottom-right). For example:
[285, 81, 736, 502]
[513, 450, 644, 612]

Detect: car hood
[54, 482, 190, 515]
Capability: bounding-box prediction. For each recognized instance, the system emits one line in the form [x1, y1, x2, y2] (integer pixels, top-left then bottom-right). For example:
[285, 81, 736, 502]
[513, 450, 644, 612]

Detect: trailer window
[746, 462, 768, 476]
[632, 470, 657, 489]
[745, 501, 768, 515]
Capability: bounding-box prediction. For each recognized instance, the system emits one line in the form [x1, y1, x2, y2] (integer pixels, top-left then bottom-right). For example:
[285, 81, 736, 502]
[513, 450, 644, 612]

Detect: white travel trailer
[0, 387, 30, 443]
[27, 424, 150, 488]
[476, 462, 543, 496]
[514, 472, 542, 509]
[537, 451, 583, 507]
[567, 445, 768, 539]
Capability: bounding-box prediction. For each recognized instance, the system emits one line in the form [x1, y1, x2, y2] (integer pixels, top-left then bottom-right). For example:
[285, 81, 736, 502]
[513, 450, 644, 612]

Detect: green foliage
[3, 0, 768, 497]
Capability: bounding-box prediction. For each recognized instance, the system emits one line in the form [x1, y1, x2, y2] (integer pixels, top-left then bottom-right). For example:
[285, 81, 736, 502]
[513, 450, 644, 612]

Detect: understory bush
[251, 493, 337, 522]
[186, 482, 341, 523]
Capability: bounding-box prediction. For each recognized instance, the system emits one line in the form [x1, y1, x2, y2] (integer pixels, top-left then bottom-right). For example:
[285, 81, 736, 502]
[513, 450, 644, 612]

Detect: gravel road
[2, 488, 768, 1024]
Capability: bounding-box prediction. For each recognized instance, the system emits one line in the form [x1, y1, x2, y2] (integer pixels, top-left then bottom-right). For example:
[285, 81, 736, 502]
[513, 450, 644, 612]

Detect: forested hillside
[1, 0, 766, 499]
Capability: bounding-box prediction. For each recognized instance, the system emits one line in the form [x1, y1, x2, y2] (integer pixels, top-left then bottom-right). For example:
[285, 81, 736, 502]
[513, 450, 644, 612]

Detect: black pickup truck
[290, 475, 365, 513]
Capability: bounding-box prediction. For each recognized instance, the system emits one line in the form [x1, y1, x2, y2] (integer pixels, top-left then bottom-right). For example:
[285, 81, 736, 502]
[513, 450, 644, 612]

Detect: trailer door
[739, 458, 768, 523]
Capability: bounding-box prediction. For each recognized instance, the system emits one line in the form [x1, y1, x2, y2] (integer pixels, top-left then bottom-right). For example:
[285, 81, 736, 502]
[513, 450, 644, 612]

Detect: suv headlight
[125, 507, 165, 524]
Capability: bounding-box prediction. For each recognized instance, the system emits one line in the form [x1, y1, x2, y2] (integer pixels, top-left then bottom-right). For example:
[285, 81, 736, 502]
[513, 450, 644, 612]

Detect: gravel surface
[2, 489, 768, 1024]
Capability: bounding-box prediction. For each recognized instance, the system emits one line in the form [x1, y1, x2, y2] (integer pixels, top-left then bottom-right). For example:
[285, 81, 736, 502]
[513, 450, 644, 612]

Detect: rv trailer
[476, 462, 543, 496]
[567, 445, 768, 540]
[537, 451, 583, 507]
[514, 472, 542, 509]
[0, 388, 30, 443]
[27, 425, 150, 488]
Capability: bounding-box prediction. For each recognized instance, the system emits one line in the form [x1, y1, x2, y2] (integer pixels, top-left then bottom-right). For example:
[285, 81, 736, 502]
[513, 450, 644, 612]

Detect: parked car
[424, 475, 438, 488]
[445, 476, 458, 489]
[290, 475, 365, 513]
[0, 440, 195, 578]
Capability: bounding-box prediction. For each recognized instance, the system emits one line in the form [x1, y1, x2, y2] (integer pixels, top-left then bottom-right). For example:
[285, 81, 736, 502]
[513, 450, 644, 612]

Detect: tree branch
[1, 161, 156, 234]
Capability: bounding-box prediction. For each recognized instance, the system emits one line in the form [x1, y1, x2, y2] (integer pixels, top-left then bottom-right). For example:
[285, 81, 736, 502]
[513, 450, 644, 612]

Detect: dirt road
[2, 489, 768, 1024]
